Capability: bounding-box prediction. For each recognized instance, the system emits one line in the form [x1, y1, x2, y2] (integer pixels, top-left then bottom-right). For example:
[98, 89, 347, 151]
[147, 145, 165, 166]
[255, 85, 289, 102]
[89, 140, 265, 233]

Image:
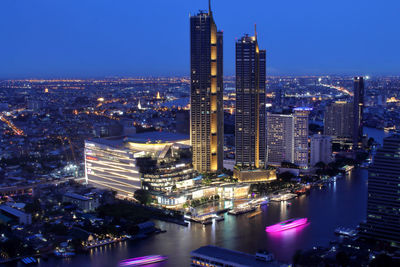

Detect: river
[12, 169, 366, 267]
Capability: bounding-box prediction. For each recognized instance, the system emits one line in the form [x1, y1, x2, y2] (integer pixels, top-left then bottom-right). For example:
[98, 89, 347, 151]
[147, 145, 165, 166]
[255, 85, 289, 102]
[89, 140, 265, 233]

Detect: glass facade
[85, 140, 140, 198]
[360, 135, 400, 245]
[85, 134, 195, 198]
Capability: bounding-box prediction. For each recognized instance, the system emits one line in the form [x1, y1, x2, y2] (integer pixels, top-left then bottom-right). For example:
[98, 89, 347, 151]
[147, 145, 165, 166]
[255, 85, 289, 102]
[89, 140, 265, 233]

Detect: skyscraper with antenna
[235, 26, 266, 168]
[190, 0, 223, 172]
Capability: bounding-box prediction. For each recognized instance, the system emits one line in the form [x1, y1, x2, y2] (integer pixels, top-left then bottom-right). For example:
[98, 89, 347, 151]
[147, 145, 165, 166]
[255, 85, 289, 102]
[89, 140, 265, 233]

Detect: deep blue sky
[1, 0, 399, 78]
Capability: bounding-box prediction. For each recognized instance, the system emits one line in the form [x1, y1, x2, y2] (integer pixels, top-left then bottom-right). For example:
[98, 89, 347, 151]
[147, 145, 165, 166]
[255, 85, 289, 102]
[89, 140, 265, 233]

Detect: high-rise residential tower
[190, 1, 223, 172]
[235, 30, 266, 168]
[353, 76, 364, 148]
[324, 101, 354, 138]
[293, 108, 310, 168]
[266, 108, 310, 168]
[310, 134, 332, 166]
[266, 113, 293, 166]
[360, 135, 400, 245]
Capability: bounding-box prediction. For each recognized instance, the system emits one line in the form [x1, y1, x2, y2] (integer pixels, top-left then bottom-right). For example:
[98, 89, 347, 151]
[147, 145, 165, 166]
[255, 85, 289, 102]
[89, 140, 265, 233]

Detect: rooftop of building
[237, 34, 256, 43]
[64, 192, 92, 201]
[191, 245, 282, 267]
[87, 131, 190, 148]
[125, 132, 189, 143]
[0, 204, 29, 217]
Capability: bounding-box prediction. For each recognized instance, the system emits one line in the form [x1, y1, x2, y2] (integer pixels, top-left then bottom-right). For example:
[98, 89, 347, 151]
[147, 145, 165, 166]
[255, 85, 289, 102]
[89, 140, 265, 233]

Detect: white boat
[334, 227, 358, 237]
[270, 193, 297, 202]
[228, 205, 256, 215]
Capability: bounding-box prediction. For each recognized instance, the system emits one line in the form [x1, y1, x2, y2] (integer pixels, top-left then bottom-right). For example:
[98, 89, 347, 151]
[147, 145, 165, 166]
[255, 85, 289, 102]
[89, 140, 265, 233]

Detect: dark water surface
[14, 169, 367, 267]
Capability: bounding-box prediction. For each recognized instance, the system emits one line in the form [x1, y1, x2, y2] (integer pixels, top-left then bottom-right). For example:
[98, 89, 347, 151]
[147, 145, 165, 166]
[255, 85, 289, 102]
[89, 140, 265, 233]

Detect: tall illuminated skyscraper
[353, 76, 364, 148]
[235, 30, 266, 168]
[190, 1, 223, 172]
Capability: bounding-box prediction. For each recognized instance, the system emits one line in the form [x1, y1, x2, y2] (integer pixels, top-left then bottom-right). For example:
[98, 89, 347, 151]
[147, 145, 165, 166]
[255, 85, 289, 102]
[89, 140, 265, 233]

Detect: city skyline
[1, 0, 400, 78]
[0, 0, 400, 265]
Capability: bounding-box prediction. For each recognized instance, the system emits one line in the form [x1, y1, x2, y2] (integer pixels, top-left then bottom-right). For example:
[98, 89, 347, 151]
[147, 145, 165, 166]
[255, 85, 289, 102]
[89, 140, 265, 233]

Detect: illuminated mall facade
[84, 132, 254, 207]
[84, 132, 197, 199]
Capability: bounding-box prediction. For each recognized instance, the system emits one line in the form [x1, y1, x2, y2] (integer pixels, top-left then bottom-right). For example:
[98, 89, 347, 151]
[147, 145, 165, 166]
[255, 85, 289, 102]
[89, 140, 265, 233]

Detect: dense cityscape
[1, 1, 400, 267]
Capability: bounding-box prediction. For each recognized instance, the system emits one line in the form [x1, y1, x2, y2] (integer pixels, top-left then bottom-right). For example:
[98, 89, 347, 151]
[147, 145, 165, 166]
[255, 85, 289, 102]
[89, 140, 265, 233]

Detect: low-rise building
[0, 205, 32, 225]
[217, 184, 250, 199]
[155, 183, 250, 208]
[63, 192, 100, 212]
[233, 169, 277, 183]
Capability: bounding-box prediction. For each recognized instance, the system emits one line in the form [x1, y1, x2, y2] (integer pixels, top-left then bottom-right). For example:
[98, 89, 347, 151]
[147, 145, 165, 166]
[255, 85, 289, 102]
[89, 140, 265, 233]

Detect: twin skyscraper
[190, 1, 266, 173]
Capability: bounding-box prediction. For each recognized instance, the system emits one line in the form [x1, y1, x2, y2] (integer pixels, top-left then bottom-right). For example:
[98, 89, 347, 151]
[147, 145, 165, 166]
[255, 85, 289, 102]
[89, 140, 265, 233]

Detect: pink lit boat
[119, 255, 167, 266]
[265, 218, 308, 232]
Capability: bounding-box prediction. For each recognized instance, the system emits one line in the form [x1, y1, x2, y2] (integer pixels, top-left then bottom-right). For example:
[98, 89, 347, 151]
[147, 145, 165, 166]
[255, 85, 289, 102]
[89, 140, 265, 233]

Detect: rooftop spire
[254, 24, 257, 40]
[208, 0, 212, 16]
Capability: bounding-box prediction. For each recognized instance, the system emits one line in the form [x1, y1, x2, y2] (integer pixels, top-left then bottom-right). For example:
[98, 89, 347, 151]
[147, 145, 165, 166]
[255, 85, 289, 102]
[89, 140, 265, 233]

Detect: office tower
[235, 30, 266, 168]
[190, 1, 223, 172]
[266, 108, 309, 168]
[353, 76, 365, 148]
[310, 134, 332, 166]
[360, 135, 400, 245]
[324, 101, 354, 138]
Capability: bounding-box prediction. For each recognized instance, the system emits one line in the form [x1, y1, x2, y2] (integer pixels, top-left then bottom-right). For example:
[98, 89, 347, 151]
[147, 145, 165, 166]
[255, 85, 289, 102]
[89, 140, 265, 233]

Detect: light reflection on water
[267, 223, 310, 243]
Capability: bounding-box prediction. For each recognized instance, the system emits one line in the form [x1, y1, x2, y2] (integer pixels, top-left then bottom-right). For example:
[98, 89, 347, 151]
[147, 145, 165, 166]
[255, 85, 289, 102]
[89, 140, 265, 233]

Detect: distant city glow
[293, 107, 313, 111]
[320, 83, 353, 96]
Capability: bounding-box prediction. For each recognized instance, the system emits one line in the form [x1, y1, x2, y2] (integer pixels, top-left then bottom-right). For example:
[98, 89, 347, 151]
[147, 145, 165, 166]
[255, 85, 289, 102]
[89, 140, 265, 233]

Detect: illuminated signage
[86, 156, 98, 161]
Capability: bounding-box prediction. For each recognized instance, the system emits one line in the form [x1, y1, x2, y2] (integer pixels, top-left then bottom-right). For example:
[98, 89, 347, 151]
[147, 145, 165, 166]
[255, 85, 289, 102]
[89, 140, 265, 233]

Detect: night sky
[1, 0, 399, 78]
